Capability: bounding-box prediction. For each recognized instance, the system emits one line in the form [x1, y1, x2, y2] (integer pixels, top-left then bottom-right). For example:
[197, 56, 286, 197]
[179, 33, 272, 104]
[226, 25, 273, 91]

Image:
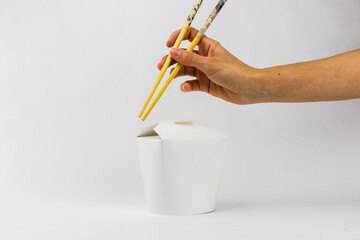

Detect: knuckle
[184, 52, 194, 64]
[202, 64, 211, 75]
[212, 40, 221, 47]
[202, 59, 216, 75]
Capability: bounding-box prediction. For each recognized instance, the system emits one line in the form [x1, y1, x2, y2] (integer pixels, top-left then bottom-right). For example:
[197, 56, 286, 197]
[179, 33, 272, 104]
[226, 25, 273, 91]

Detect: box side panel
[160, 139, 226, 214]
[136, 137, 167, 212]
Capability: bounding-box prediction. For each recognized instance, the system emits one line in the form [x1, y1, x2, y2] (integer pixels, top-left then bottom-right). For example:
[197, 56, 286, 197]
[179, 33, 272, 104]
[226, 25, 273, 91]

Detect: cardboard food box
[137, 120, 227, 215]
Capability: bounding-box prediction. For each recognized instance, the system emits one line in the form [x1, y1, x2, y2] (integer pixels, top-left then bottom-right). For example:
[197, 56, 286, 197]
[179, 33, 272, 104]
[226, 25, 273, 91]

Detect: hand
[158, 28, 360, 104]
[158, 27, 266, 105]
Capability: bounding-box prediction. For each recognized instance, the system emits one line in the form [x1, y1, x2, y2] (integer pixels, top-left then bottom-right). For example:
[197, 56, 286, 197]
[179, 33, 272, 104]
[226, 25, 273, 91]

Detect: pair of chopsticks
[139, 0, 228, 121]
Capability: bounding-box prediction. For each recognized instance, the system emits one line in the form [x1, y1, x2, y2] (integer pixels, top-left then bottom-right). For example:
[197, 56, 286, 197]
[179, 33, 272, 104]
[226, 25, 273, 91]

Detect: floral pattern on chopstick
[185, 0, 203, 27]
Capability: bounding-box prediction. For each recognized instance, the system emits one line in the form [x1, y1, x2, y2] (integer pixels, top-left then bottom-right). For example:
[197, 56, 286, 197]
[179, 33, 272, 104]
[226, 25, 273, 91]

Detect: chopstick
[142, 0, 228, 121]
[138, 0, 204, 119]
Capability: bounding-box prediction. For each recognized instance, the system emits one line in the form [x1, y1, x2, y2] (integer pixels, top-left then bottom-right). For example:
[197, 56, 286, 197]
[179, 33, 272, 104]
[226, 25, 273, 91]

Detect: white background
[0, 0, 360, 239]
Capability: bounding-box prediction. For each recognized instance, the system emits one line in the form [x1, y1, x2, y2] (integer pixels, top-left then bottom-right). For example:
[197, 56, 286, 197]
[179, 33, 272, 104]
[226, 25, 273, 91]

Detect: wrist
[241, 67, 274, 104]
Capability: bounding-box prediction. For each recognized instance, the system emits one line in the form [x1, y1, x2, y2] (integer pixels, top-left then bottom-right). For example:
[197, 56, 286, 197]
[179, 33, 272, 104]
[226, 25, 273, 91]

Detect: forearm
[256, 49, 360, 103]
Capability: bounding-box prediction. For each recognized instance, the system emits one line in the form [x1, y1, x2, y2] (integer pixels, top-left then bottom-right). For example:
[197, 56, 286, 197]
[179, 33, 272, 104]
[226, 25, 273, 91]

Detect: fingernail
[180, 83, 186, 92]
[181, 83, 190, 92]
[170, 48, 180, 57]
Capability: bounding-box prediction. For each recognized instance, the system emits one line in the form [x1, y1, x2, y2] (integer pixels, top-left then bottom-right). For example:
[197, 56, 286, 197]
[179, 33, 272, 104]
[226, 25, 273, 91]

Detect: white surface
[0, 0, 360, 238]
[137, 121, 226, 214]
[1, 201, 360, 240]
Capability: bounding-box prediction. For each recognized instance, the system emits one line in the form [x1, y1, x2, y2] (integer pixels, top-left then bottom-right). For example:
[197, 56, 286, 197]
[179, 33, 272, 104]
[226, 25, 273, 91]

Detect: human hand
[158, 27, 266, 105]
[159, 28, 360, 104]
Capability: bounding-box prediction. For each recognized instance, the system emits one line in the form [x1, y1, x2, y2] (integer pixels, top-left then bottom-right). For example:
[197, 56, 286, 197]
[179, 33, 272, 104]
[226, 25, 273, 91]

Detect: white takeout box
[136, 120, 227, 215]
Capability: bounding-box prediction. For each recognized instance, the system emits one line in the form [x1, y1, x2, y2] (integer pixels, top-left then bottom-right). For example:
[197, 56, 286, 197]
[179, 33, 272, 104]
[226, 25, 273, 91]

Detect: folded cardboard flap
[137, 121, 226, 140]
[137, 123, 158, 137]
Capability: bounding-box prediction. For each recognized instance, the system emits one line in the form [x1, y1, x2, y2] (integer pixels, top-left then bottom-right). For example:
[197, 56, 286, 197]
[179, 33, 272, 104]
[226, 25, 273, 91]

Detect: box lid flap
[137, 123, 159, 137]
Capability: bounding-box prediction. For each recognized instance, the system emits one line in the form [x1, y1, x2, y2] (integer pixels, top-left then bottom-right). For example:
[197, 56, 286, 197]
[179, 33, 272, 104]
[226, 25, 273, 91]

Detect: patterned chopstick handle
[185, 0, 203, 27]
[198, 0, 227, 36]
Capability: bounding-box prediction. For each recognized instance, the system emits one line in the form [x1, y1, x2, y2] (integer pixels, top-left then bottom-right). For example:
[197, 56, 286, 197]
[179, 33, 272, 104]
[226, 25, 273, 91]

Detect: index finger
[166, 27, 203, 47]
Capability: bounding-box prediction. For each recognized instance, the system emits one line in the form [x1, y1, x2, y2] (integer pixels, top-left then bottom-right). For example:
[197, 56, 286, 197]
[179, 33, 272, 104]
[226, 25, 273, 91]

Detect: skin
[158, 27, 360, 105]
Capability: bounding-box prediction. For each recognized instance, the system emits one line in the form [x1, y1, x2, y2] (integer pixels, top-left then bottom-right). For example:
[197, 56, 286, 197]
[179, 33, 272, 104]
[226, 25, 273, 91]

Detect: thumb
[170, 48, 209, 73]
